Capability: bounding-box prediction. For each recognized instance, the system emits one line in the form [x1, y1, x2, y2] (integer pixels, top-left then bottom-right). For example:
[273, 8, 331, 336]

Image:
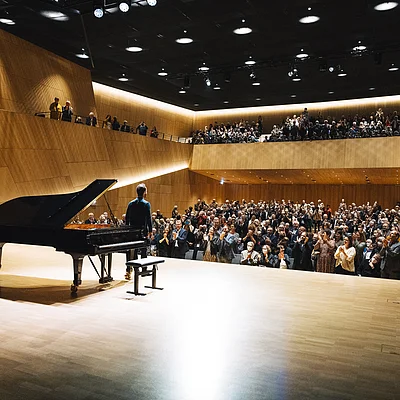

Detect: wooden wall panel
[191, 138, 400, 171]
[223, 184, 400, 210]
[0, 110, 192, 205]
[194, 96, 400, 133]
[93, 83, 194, 138]
[0, 29, 96, 118]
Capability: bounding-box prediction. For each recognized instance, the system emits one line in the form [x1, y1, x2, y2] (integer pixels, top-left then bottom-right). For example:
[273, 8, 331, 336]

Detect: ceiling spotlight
[125, 46, 143, 52]
[374, 2, 398, 11]
[0, 18, 16, 25]
[118, 1, 130, 12]
[249, 72, 256, 79]
[76, 49, 89, 59]
[199, 63, 210, 71]
[389, 63, 399, 71]
[255, 98, 261, 101]
[252, 82, 261, 86]
[233, 20, 252, 35]
[299, 14, 320, 24]
[328, 66, 335, 73]
[213, 84, 221, 90]
[176, 32, 193, 44]
[147, 0, 157, 6]
[245, 57, 256, 65]
[158, 68, 168, 77]
[93, 1, 104, 18]
[291, 94, 297, 98]
[328, 91, 334, 94]
[41, 10, 69, 21]
[292, 75, 301, 82]
[118, 74, 129, 82]
[352, 44, 367, 52]
[205, 78, 211, 87]
[223, 101, 229, 104]
[288, 70, 294, 77]
[369, 87, 376, 91]
[178, 88, 186, 94]
[296, 49, 309, 59]
[337, 70, 347, 77]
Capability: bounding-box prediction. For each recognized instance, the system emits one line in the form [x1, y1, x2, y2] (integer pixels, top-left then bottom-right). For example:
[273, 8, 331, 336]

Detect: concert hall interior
[1, 1, 400, 399]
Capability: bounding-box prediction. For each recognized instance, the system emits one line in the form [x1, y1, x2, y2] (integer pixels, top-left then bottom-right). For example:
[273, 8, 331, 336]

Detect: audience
[61, 100, 73, 122]
[86, 112, 97, 127]
[49, 97, 62, 120]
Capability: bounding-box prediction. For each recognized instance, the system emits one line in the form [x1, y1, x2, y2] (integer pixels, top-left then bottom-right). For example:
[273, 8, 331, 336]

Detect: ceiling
[1, 0, 400, 110]
[194, 168, 400, 185]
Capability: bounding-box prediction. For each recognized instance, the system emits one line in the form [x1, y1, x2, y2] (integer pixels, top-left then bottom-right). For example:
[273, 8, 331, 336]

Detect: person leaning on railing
[49, 97, 62, 120]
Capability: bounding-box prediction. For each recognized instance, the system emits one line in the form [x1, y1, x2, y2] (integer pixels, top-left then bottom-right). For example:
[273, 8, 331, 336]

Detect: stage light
[296, 49, 309, 59]
[93, 1, 104, 18]
[233, 19, 252, 35]
[126, 46, 143, 52]
[292, 73, 301, 82]
[213, 84, 221, 90]
[249, 72, 256, 79]
[328, 66, 335, 72]
[389, 63, 399, 71]
[205, 78, 211, 87]
[118, 1, 130, 12]
[337, 70, 347, 77]
[147, 0, 157, 6]
[118, 74, 128, 82]
[76, 48, 89, 59]
[176, 31, 193, 44]
[158, 68, 168, 77]
[245, 56, 256, 65]
[252, 82, 261, 86]
[199, 63, 210, 71]
[178, 88, 186, 94]
[299, 15, 319, 23]
[223, 101, 229, 104]
[374, 2, 398, 11]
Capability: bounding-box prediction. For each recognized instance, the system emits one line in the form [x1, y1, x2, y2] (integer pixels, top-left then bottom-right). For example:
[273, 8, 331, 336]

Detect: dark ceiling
[1, 0, 400, 110]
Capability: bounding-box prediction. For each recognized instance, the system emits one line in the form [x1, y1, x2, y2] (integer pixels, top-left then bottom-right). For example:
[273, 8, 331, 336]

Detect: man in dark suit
[85, 112, 97, 127]
[125, 183, 152, 279]
[171, 219, 188, 259]
[292, 231, 313, 271]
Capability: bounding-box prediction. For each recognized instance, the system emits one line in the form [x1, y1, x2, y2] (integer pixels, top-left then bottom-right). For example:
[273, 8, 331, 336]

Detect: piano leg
[70, 254, 84, 292]
[99, 253, 113, 284]
[0, 243, 5, 269]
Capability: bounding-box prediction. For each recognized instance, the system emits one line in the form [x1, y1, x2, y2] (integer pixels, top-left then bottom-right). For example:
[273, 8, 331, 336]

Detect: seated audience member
[85, 212, 97, 224]
[119, 214, 126, 226]
[136, 121, 148, 136]
[75, 116, 84, 124]
[240, 241, 260, 266]
[120, 120, 130, 132]
[150, 126, 159, 138]
[112, 116, 120, 131]
[102, 114, 112, 129]
[258, 245, 275, 267]
[86, 112, 97, 127]
[49, 97, 62, 120]
[276, 245, 291, 269]
[61, 100, 73, 122]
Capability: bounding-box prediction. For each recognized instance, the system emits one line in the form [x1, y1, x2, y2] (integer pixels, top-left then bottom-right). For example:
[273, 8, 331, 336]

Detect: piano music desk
[125, 256, 165, 296]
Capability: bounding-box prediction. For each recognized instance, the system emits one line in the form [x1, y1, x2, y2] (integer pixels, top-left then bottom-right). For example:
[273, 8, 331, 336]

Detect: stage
[0, 244, 399, 400]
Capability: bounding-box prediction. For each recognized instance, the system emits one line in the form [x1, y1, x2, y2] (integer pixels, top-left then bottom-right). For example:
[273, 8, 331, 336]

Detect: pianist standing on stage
[125, 183, 152, 279]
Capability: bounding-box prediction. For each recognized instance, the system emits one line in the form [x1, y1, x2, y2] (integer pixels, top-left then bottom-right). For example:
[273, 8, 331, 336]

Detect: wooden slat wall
[0, 29, 96, 117]
[93, 83, 194, 137]
[194, 97, 400, 133]
[190, 138, 400, 171]
[223, 184, 400, 210]
[0, 110, 192, 205]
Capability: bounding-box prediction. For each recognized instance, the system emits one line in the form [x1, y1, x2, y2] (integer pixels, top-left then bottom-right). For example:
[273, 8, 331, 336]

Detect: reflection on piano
[0, 179, 148, 292]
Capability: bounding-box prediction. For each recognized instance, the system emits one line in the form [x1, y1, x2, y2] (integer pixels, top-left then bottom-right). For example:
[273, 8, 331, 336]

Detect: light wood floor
[0, 244, 399, 400]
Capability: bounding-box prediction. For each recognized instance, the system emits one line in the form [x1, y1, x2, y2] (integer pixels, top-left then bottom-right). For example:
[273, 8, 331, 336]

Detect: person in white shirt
[334, 235, 356, 275]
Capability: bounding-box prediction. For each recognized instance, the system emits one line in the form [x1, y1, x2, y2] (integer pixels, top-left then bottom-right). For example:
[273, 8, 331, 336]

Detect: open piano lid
[0, 179, 117, 229]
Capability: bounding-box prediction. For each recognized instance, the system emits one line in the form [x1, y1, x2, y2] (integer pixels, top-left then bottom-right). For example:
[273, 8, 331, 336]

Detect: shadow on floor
[0, 275, 127, 305]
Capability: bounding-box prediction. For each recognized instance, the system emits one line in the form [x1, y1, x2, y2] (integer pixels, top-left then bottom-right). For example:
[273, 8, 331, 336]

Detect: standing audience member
[120, 120, 130, 132]
[171, 219, 188, 259]
[102, 115, 112, 129]
[358, 239, 380, 278]
[61, 100, 73, 122]
[158, 229, 171, 257]
[112, 116, 120, 131]
[49, 97, 62, 120]
[334, 236, 356, 275]
[136, 121, 148, 136]
[380, 230, 400, 279]
[292, 232, 313, 271]
[202, 226, 220, 262]
[313, 230, 335, 273]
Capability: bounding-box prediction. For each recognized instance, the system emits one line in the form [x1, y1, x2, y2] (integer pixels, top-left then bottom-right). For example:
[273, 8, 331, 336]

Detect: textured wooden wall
[0, 110, 192, 205]
[93, 83, 194, 138]
[0, 29, 96, 117]
[194, 96, 400, 132]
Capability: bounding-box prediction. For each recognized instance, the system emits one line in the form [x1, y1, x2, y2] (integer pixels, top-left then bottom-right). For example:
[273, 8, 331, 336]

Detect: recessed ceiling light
[205, 78, 211, 87]
[291, 94, 297, 98]
[118, 1, 130, 12]
[0, 18, 16, 25]
[299, 15, 320, 24]
[233, 25, 252, 35]
[179, 88, 186, 94]
[292, 76, 301, 82]
[374, 2, 398, 11]
[176, 37, 193, 44]
[252, 82, 261, 86]
[194, 103, 199, 107]
[199, 64, 210, 71]
[147, 0, 157, 6]
[158, 68, 168, 76]
[223, 101, 229, 104]
[328, 91, 334, 94]
[40, 10, 69, 21]
[213, 85, 221, 90]
[389, 64, 399, 71]
[126, 46, 143, 52]
[245, 56, 256, 65]
[118, 74, 129, 82]
[369, 87, 376, 90]
[255, 98, 261, 101]
[337, 71, 347, 77]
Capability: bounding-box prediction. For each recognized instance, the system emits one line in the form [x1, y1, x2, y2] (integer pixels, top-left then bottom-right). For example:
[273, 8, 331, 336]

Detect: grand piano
[0, 179, 148, 292]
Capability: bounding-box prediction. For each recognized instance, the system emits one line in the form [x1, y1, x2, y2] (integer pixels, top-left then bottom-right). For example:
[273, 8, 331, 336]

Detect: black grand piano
[0, 179, 148, 292]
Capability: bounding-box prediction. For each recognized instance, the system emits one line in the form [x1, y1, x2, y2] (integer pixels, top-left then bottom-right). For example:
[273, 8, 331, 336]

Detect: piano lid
[0, 179, 117, 229]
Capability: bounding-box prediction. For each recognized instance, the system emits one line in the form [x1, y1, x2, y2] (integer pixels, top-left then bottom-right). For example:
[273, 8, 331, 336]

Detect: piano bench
[125, 256, 165, 296]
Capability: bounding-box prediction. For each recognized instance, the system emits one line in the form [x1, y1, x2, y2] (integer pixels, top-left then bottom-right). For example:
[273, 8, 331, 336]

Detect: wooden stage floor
[0, 244, 399, 400]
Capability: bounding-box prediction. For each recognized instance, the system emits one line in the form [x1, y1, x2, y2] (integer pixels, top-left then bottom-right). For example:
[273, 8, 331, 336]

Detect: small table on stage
[125, 256, 165, 296]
